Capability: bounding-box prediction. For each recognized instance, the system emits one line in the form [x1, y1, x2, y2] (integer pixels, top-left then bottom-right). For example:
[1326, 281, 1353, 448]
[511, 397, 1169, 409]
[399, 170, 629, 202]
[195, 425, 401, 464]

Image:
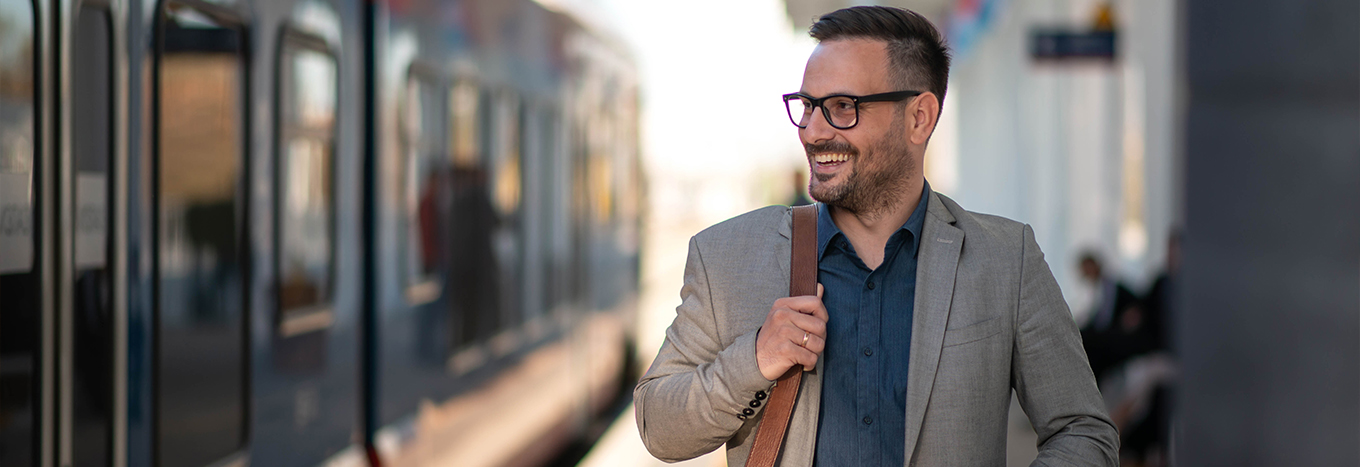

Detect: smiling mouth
[812, 153, 850, 168]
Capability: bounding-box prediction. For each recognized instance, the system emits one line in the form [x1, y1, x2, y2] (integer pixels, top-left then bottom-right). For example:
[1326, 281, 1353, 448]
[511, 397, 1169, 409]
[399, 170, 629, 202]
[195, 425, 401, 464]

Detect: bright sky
[595, 0, 817, 217]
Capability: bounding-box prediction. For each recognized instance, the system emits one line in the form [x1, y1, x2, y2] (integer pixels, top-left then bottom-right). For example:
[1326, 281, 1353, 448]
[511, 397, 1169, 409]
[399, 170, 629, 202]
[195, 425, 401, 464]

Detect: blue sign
[1030, 30, 1117, 61]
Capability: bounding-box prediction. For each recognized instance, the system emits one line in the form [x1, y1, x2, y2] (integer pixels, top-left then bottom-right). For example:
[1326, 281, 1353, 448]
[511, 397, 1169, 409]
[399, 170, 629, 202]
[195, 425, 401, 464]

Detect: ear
[908, 92, 941, 145]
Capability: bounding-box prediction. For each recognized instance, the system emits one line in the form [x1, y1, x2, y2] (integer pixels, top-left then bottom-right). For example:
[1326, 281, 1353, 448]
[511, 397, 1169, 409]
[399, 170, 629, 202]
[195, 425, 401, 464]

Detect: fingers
[773, 327, 821, 368]
[785, 312, 827, 338]
[798, 330, 826, 354]
[765, 304, 827, 341]
[756, 288, 831, 379]
[757, 323, 822, 380]
[772, 294, 829, 322]
[790, 345, 819, 369]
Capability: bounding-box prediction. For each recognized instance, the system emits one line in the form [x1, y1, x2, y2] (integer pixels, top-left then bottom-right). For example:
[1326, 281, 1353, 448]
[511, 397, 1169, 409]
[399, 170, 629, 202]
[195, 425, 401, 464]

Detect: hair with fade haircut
[809, 6, 951, 107]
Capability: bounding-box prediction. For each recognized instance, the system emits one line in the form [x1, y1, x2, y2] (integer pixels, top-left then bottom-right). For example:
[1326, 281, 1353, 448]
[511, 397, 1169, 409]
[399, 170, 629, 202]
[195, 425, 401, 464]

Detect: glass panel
[400, 72, 446, 305]
[277, 42, 336, 317]
[156, 4, 246, 466]
[449, 87, 495, 349]
[0, 0, 37, 465]
[490, 99, 522, 332]
[72, 6, 114, 467]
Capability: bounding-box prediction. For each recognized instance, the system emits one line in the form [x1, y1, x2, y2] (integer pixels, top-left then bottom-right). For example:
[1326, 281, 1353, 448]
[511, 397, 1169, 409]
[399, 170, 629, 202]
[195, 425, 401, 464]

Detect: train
[0, 0, 643, 466]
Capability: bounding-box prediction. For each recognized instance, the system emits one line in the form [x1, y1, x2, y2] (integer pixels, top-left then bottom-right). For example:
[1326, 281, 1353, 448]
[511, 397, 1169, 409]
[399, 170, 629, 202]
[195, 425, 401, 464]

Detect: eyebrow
[797, 89, 860, 97]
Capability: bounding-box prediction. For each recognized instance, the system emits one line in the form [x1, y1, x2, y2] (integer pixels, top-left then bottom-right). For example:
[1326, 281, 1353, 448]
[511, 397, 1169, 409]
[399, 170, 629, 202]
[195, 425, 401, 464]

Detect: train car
[0, 0, 642, 466]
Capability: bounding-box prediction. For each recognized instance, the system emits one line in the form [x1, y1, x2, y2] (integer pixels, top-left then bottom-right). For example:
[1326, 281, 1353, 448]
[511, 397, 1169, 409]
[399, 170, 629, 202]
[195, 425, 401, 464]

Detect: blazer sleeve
[634, 236, 776, 462]
[1012, 224, 1121, 466]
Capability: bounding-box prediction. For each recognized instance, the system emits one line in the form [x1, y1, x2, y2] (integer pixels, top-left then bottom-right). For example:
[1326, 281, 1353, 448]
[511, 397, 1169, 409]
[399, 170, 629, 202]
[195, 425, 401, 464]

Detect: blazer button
[755, 390, 767, 400]
[750, 399, 762, 408]
[742, 408, 755, 416]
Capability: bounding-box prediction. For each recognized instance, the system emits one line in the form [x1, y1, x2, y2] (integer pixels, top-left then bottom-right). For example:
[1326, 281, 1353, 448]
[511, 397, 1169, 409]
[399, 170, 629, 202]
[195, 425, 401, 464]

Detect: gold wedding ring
[801, 331, 810, 347]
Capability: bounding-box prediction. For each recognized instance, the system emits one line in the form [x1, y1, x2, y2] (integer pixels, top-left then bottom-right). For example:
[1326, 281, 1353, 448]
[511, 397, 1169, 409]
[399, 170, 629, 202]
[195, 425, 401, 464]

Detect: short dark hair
[809, 6, 951, 106]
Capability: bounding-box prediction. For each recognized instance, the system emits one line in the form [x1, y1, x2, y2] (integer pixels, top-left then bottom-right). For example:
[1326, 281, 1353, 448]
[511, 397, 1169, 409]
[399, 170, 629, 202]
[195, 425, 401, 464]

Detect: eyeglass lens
[788, 95, 859, 129]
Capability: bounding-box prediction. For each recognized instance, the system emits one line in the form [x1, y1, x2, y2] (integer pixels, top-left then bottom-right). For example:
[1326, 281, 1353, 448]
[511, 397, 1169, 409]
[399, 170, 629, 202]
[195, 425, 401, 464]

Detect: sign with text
[1030, 29, 1117, 61]
[0, 172, 33, 274]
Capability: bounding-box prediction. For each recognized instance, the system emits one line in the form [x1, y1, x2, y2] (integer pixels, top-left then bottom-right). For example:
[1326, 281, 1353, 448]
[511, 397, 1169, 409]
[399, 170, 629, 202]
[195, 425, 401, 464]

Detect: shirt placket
[857, 266, 883, 466]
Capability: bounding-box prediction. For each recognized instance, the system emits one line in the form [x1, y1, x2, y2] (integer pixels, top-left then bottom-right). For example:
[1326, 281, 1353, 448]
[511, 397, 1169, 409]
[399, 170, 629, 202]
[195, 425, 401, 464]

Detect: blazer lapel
[776, 205, 793, 280]
[903, 191, 964, 463]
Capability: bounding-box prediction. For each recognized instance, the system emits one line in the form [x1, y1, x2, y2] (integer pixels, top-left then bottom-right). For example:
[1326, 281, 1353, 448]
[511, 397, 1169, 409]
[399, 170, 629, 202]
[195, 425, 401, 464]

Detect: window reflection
[0, 0, 34, 276]
[156, 4, 247, 466]
[0, 0, 37, 464]
[278, 39, 337, 323]
[448, 86, 499, 351]
[401, 70, 447, 305]
[488, 97, 522, 334]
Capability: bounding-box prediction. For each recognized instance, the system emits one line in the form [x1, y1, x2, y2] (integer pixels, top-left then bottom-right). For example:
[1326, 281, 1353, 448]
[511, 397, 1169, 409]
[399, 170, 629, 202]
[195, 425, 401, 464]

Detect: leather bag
[745, 204, 818, 467]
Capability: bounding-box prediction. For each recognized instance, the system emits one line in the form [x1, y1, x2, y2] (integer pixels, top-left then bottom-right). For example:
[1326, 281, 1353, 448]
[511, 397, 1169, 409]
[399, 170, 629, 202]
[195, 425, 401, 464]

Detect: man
[635, 6, 1117, 466]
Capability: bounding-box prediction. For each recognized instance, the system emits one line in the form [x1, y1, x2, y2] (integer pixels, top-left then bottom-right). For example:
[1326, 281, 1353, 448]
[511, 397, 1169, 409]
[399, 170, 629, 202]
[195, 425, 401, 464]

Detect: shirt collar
[816, 180, 932, 259]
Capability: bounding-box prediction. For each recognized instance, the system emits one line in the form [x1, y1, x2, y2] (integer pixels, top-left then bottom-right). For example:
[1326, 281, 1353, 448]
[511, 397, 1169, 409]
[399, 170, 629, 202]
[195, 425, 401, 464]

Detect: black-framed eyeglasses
[782, 90, 923, 130]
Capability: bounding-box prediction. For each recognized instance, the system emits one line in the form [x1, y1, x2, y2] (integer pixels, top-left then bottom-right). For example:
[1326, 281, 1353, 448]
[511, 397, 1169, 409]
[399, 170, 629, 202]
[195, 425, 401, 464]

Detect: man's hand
[755, 284, 828, 381]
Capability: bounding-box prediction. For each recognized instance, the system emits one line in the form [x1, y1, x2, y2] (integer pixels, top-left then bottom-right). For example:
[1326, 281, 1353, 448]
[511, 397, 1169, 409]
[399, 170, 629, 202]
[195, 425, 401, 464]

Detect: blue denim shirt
[813, 183, 929, 467]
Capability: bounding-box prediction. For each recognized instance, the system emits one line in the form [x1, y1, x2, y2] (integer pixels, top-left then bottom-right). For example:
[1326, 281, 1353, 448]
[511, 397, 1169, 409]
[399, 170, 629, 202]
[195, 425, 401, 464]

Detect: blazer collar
[777, 184, 946, 240]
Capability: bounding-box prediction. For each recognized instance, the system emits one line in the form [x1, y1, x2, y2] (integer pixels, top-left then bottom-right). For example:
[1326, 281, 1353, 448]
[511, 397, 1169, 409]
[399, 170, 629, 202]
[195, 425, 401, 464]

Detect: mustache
[804, 141, 858, 158]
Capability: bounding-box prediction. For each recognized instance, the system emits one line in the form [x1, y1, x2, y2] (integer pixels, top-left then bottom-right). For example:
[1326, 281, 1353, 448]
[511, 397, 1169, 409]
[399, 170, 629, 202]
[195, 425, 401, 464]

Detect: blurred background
[0, 0, 1353, 466]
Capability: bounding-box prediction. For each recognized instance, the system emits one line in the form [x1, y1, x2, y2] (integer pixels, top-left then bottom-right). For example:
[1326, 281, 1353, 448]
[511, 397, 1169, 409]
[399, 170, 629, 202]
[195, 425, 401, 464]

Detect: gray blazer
[635, 191, 1119, 466]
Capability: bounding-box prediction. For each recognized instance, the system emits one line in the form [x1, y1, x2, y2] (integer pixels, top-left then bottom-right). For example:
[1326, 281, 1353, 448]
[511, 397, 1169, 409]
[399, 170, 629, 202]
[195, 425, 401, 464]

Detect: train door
[58, 0, 124, 466]
[0, 0, 49, 466]
[151, 2, 249, 466]
[250, 1, 363, 462]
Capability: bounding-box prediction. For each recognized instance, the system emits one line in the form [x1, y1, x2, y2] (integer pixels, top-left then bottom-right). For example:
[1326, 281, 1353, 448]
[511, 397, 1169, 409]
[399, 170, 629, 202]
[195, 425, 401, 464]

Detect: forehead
[801, 38, 892, 96]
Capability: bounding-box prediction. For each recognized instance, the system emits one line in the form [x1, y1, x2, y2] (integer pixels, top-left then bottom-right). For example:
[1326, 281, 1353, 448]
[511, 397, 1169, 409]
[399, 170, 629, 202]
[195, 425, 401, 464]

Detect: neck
[828, 177, 925, 269]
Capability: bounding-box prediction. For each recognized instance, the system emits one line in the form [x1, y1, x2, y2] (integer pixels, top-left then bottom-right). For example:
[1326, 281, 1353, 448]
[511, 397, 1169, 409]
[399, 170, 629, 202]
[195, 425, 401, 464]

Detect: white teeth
[814, 154, 850, 164]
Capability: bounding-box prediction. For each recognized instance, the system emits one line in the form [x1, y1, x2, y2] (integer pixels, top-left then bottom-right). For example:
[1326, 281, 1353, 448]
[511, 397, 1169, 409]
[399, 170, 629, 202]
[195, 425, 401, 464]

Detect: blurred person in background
[1139, 231, 1179, 354]
[1075, 244, 1178, 466]
[1112, 235, 1179, 467]
[1076, 250, 1143, 382]
[788, 169, 813, 206]
[634, 6, 1117, 466]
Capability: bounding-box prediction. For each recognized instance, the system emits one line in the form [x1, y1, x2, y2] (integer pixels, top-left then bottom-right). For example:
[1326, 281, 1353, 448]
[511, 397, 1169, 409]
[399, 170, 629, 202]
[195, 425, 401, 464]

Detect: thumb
[817, 283, 824, 299]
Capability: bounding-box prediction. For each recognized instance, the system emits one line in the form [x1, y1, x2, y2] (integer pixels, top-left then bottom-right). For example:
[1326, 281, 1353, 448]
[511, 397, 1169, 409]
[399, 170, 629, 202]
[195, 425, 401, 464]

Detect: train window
[452, 89, 524, 352]
[0, 0, 37, 464]
[71, 5, 115, 466]
[490, 95, 523, 335]
[450, 78, 478, 167]
[275, 29, 337, 336]
[155, 3, 247, 466]
[400, 68, 447, 305]
[446, 79, 494, 352]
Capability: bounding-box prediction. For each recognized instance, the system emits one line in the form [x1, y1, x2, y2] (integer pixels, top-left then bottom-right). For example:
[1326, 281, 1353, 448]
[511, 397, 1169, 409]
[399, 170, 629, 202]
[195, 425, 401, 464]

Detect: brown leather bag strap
[746, 204, 818, 467]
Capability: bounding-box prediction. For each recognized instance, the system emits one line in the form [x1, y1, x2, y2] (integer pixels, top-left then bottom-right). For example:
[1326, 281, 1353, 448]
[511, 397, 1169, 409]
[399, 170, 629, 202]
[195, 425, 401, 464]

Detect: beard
[805, 116, 916, 221]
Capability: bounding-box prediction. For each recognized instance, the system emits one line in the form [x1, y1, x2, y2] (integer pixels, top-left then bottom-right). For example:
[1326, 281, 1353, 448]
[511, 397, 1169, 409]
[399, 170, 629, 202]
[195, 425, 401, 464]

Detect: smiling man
[635, 6, 1118, 466]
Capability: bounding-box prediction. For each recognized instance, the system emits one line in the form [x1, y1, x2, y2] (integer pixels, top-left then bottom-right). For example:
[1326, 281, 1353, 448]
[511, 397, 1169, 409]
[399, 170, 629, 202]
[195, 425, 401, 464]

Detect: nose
[800, 105, 837, 144]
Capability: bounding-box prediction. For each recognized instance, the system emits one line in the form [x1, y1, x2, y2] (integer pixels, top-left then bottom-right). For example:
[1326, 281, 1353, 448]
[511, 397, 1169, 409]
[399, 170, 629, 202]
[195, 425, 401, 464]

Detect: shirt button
[743, 408, 755, 416]
[755, 391, 767, 400]
[738, 414, 748, 421]
[863, 416, 873, 426]
[862, 347, 873, 356]
[867, 281, 876, 290]
[750, 399, 762, 408]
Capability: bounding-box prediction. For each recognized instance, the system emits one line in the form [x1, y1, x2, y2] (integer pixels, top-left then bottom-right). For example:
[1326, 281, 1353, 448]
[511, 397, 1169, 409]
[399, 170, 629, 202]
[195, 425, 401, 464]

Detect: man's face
[799, 39, 916, 215]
